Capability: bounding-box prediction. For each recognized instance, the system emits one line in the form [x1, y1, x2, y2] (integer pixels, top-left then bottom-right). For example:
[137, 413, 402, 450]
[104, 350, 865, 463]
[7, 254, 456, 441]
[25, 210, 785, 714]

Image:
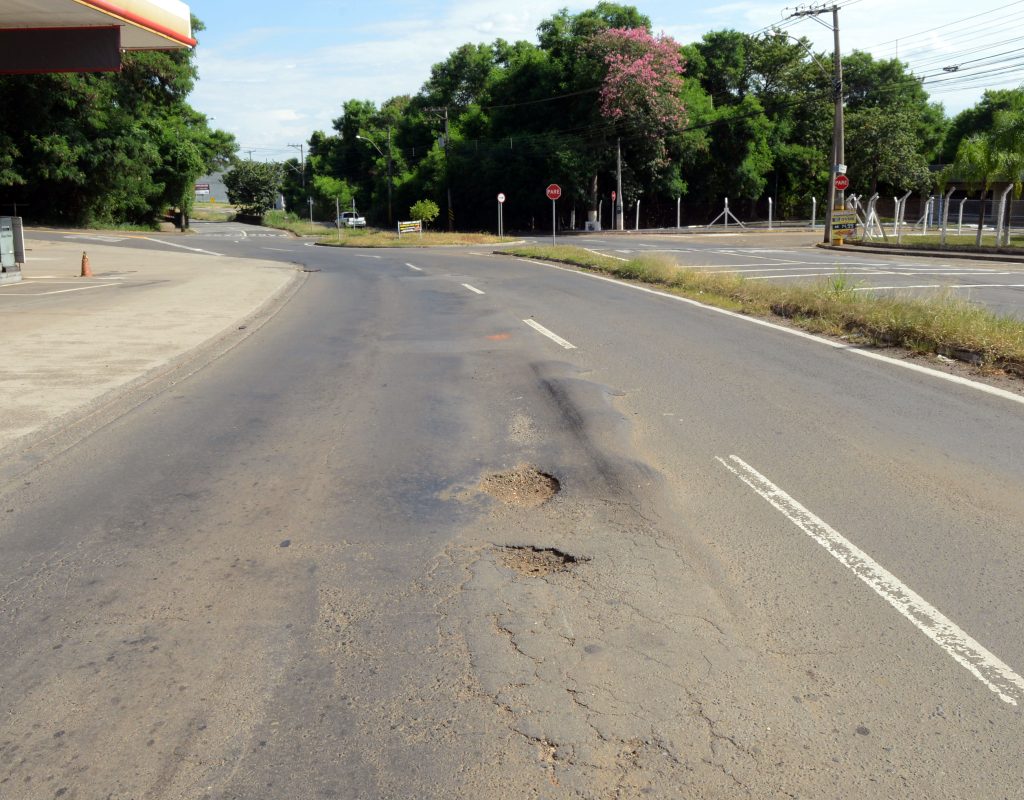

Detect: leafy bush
[409, 199, 440, 227]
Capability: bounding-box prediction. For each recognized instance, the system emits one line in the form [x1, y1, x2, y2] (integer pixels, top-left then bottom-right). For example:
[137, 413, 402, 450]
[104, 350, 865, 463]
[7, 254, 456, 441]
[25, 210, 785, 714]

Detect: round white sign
[497, 193, 506, 204]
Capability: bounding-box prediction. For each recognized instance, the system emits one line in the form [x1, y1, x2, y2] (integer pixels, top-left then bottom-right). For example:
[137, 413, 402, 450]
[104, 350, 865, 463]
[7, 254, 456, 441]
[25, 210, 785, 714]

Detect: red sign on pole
[611, 190, 617, 202]
[546, 184, 562, 201]
[834, 174, 850, 191]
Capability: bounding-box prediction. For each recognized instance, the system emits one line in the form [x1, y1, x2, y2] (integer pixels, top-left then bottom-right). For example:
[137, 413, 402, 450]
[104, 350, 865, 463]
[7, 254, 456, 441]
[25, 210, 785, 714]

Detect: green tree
[224, 161, 284, 217]
[0, 16, 236, 225]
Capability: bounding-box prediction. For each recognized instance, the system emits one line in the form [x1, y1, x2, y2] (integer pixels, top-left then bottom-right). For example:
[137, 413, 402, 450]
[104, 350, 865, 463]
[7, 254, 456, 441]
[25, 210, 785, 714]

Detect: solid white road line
[263, 247, 293, 252]
[523, 318, 577, 349]
[515, 258, 1024, 408]
[717, 454, 1024, 706]
[405, 263, 423, 271]
[140, 237, 223, 257]
[462, 283, 485, 294]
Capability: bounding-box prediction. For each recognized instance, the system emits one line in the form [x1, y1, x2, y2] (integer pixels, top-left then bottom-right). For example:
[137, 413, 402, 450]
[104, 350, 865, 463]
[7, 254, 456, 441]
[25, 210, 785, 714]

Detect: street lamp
[356, 130, 393, 227]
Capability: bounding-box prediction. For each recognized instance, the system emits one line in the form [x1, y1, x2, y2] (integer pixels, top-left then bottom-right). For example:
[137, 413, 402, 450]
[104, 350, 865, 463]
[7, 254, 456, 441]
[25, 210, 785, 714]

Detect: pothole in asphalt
[498, 545, 585, 577]
[479, 465, 560, 508]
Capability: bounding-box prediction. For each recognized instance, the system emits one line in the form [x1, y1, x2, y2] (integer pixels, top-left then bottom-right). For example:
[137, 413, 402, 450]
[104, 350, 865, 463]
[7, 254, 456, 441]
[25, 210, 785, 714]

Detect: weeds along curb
[495, 246, 1024, 379]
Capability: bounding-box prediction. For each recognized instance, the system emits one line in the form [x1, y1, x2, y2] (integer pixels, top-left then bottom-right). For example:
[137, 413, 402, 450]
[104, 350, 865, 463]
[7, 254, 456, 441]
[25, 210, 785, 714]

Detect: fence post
[940, 187, 955, 247]
[995, 184, 1013, 246]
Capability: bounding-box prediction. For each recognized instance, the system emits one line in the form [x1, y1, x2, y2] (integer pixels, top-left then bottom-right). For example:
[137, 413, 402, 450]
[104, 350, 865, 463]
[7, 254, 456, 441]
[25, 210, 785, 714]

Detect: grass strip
[500, 245, 1024, 377]
[316, 229, 504, 247]
[850, 235, 1023, 254]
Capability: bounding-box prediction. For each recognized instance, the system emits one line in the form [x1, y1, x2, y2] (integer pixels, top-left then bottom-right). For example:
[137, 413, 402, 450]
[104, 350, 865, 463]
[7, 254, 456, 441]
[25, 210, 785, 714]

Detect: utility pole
[614, 136, 622, 230]
[426, 107, 453, 230]
[386, 127, 393, 227]
[288, 143, 306, 190]
[788, 4, 844, 244]
[356, 130, 393, 226]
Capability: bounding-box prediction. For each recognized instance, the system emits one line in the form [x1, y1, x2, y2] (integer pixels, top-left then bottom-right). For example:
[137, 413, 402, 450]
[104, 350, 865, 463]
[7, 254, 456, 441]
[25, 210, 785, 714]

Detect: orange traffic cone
[80, 251, 93, 278]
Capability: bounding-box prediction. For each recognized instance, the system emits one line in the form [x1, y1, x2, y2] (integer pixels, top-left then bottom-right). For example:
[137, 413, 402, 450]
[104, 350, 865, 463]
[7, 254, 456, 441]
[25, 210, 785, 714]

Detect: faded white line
[523, 318, 577, 349]
[854, 283, 1024, 291]
[462, 283, 485, 295]
[514, 258, 1024, 407]
[0, 283, 115, 297]
[354, 254, 382, 259]
[405, 263, 423, 271]
[717, 454, 1024, 706]
[140, 237, 223, 257]
[263, 247, 293, 252]
[584, 248, 629, 262]
[748, 272, 867, 280]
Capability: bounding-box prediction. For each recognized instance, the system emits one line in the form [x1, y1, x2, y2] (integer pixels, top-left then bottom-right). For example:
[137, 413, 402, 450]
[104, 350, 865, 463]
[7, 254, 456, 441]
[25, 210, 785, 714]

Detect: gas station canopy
[0, 0, 194, 73]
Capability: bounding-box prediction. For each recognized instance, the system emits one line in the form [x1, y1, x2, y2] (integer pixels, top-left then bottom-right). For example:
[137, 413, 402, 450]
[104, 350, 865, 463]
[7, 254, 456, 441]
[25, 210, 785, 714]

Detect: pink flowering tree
[584, 27, 687, 219]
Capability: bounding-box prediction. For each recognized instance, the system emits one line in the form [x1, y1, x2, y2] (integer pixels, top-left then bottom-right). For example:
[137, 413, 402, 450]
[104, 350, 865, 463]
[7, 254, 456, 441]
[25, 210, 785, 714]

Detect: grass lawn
[191, 202, 237, 223]
[502, 245, 1024, 377]
[854, 233, 1024, 250]
[317, 228, 505, 247]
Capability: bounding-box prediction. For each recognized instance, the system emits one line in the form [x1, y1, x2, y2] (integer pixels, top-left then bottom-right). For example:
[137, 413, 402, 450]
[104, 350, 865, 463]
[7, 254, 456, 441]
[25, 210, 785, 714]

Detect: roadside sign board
[398, 219, 422, 237]
[497, 192, 506, 204]
[546, 184, 562, 201]
[830, 208, 858, 236]
[834, 174, 850, 191]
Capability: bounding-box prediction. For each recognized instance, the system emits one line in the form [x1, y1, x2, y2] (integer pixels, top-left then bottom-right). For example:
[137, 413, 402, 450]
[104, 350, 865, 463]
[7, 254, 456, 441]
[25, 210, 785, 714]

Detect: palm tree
[945, 108, 1024, 246]
[948, 134, 997, 246]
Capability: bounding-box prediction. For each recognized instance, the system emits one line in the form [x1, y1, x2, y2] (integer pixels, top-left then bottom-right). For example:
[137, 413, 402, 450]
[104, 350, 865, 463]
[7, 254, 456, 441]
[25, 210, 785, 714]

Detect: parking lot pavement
[0, 237, 300, 454]
[560, 231, 1024, 318]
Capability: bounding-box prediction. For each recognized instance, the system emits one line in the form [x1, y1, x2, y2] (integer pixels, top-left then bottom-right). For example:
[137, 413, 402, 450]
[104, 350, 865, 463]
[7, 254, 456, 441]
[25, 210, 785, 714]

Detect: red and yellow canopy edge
[73, 0, 196, 48]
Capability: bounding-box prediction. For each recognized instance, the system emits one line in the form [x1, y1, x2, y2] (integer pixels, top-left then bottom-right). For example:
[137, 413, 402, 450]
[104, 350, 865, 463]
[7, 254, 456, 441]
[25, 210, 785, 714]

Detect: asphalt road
[3, 226, 1023, 798]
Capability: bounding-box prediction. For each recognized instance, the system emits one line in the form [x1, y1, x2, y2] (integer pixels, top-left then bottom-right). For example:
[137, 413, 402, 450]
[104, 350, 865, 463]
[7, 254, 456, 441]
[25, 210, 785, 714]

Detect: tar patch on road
[479, 465, 560, 508]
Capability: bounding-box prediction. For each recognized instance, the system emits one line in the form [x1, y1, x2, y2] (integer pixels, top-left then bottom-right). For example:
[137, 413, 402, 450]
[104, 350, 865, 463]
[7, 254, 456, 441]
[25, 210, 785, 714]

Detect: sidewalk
[0, 238, 300, 455]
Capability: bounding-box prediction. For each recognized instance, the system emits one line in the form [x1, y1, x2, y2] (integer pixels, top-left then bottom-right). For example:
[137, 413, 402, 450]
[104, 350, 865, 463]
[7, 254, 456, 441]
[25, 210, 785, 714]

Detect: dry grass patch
[501, 245, 1024, 377]
[318, 229, 504, 247]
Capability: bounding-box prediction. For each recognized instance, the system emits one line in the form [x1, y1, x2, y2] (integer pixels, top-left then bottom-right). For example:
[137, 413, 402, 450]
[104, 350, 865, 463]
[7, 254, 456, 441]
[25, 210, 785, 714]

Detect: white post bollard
[725, 197, 729, 230]
[812, 197, 817, 229]
[635, 199, 640, 231]
[768, 197, 773, 230]
[677, 197, 681, 230]
[958, 197, 966, 236]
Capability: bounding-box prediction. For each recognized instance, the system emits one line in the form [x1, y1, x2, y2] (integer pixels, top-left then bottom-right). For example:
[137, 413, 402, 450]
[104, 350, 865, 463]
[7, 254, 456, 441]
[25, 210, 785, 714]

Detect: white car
[338, 211, 366, 228]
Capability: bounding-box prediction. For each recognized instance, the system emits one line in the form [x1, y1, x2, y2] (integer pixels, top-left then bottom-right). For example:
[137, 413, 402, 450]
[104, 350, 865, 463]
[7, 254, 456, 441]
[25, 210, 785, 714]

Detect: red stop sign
[834, 174, 850, 191]
[546, 184, 562, 201]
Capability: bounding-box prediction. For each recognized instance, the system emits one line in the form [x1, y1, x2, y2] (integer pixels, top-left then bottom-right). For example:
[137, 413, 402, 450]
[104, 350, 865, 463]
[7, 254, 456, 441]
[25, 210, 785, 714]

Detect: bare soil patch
[480, 465, 560, 509]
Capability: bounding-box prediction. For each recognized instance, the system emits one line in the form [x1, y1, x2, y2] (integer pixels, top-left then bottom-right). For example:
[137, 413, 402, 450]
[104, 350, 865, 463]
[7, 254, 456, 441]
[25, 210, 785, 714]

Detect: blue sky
[188, 0, 1023, 161]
